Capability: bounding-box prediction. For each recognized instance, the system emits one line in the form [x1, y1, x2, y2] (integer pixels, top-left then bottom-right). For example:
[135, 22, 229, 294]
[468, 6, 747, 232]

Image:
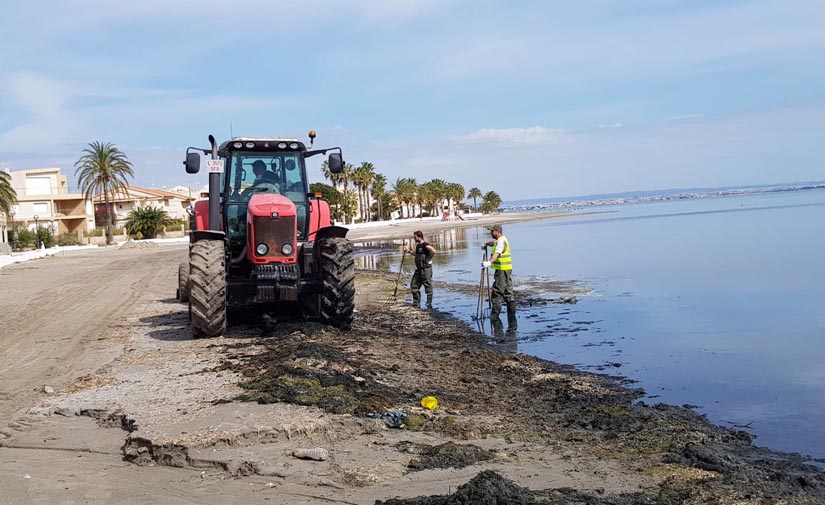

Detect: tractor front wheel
[176, 261, 190, 303]
[318, 237, 355, 331]
[189, 239, 226, 338]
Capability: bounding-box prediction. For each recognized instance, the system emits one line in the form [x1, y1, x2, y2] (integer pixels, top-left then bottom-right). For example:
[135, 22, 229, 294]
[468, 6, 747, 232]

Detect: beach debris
[24, 474, 31, 479]
[367, 410, 409, 429]
[290, 447, 329, 461]
[383, 411, 408, 428]
[420, 396, 438, 410]
[553, 296, 578, 304]
[43, 385, 55, 394]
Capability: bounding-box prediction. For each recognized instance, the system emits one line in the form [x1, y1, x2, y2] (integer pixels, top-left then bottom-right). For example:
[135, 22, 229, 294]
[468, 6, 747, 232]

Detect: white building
[6, 167, 96, 237]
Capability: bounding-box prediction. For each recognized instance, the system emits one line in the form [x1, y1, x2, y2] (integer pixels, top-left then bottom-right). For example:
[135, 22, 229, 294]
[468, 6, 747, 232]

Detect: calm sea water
[356, 189, 825, 460]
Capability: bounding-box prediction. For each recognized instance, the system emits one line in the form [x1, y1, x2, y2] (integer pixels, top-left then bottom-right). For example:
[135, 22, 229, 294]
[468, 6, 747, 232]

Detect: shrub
[14, 228, 36, 248]
[36, 227, 56, 248]
[125, 206, 173, 239]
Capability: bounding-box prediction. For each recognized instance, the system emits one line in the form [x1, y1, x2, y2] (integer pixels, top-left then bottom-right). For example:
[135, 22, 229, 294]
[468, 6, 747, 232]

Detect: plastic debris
[290, 447, 329, 461]
[420, 396, 438, 410]
[43, 386, 54, 394]
[383, 411, 408, 429]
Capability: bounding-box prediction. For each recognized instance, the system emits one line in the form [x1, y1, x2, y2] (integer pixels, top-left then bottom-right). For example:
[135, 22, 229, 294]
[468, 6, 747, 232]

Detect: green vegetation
[124, 205, 173, 239]
[467, 187, 482, 211]
[11, 226, 55, 249]
[319, 162, 502, 222]
[74, 141, 134, 245]
[480, 191, 502, 214]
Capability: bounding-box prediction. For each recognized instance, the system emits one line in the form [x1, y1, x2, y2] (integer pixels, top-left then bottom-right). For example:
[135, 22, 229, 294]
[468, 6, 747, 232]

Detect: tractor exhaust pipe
[208, 135, 220, 231]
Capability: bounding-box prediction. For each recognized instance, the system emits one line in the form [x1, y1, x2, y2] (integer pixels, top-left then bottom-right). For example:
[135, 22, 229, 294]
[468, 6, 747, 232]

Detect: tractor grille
[253, 215, 296, 258]
[253, 264, 300, 302]
[253, 263, 300, 282]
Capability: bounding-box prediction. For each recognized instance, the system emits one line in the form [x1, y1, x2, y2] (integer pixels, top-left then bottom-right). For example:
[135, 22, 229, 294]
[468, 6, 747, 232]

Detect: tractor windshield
[224, 151, 309, 240]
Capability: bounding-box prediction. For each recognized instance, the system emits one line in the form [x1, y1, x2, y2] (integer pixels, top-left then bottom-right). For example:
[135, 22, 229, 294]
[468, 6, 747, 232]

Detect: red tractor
[177, 133, 354, 338]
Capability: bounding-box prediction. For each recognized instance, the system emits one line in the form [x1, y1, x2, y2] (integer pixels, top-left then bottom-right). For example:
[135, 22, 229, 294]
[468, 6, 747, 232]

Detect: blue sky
[1, 0, 824, 200]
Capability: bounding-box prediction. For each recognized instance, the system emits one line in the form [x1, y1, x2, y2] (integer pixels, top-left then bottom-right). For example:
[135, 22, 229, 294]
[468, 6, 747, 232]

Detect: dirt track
[0, 246, 183, 434]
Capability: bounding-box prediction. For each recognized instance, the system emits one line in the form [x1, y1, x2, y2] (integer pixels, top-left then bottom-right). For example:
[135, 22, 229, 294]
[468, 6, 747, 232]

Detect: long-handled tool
[475, 252, 485, 319]
[484, 246, 493, 311]
[475, 247, 492, 320]
[387, 242, 407, 304]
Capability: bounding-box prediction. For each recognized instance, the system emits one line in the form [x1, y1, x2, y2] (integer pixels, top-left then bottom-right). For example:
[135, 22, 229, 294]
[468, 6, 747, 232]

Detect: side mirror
[328, 153, 344, 174]
[184, 152, 201, 174]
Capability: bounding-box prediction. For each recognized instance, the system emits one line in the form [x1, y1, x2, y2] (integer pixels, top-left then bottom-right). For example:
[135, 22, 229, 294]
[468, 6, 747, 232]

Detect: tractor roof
[219, 137, 307, 152]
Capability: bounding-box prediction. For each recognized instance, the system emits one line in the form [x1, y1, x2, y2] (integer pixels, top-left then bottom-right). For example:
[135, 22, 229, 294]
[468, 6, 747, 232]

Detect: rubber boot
[425, 293, 433, 310]
[411, 290, 420, 308]
[490, 301, 504, 336]
[506, 300, 518, 331]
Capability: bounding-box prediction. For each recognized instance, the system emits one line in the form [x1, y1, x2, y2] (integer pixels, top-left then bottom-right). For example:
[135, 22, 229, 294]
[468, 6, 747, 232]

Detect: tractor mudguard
[314, 225, 348, 242]
[190, 230, 226, 243]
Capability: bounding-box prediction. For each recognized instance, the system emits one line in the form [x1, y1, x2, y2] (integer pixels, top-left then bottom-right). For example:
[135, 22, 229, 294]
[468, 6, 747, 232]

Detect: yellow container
[420, 396, 438, 410]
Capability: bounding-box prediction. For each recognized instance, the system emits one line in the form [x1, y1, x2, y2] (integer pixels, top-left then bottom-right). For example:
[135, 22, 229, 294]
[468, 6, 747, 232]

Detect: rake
[386, 244, 408, 304]
[473, 246, 492, 320]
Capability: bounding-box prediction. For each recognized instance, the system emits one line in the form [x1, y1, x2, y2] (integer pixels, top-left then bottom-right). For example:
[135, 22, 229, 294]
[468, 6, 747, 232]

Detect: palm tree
[467, 187, 482, 212]
[372, 173, 387, 220]
[0, 171, 17, 216]
[358, 162, 375, 222]
[417, 181, 435, 218]
[446, 182, 465, 216]
[74, 141, 134, 245]
[338, 188, 359, 224]
[392, 177, 417, 219]
[392, 178, 406, 218]
[480, 190, 502, 214]
[352, 162, 375, 222]
[320, 161, 340, 192]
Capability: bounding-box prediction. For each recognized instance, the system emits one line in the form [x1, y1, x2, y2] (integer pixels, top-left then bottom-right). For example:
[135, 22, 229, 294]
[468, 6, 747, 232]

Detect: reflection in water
[353, 228, 470, 271]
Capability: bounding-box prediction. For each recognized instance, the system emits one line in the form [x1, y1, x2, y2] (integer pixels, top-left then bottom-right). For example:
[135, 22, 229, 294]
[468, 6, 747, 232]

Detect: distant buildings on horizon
[502, 183, 825, 213]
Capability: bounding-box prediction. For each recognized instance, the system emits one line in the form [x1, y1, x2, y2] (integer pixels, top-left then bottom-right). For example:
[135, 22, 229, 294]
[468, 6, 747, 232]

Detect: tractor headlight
[256, 243, 269, 255]
[281, 243, 293, 255]
[245, 142, 255, 148]
[277, 142, 287, 149]
[233, 142, 242, 148]
[289, 142, 299, 149]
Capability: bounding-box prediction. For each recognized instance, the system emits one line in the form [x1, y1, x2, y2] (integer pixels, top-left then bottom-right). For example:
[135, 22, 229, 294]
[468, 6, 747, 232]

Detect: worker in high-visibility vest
[482, 224, 517, 333]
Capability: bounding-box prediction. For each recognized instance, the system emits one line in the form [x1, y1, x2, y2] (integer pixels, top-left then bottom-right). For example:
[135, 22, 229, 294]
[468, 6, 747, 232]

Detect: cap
[486, 224, 502, 232]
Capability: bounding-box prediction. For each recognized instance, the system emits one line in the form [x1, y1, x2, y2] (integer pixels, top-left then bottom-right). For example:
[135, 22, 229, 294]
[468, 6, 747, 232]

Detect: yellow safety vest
[491, 236, 512, 271]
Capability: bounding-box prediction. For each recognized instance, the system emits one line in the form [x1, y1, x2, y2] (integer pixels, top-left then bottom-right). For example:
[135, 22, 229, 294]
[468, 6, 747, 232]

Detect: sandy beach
[0, 214, 823, 504]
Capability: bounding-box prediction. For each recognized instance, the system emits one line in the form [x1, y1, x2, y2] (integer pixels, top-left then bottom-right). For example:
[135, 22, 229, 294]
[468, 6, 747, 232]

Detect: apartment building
[7, 167, 96, 237]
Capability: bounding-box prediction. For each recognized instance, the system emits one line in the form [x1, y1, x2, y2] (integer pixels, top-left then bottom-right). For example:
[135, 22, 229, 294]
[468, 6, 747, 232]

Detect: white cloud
[456, 126, 569, 145]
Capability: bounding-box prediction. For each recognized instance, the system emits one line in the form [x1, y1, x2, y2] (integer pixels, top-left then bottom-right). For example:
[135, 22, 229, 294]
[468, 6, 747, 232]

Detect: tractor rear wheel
[176, 261, 190, 303]
[189, 239, 226, 338]
[318, 237, 355, 331]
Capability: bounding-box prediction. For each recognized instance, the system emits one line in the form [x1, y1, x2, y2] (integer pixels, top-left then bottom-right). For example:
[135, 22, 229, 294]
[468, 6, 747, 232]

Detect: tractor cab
[218, 139, 313, 275]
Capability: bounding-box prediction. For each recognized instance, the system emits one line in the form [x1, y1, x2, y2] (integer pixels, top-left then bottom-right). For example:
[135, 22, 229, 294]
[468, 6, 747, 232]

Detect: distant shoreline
[345, 211, 576, 242]
[503, 182, 825, 213]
